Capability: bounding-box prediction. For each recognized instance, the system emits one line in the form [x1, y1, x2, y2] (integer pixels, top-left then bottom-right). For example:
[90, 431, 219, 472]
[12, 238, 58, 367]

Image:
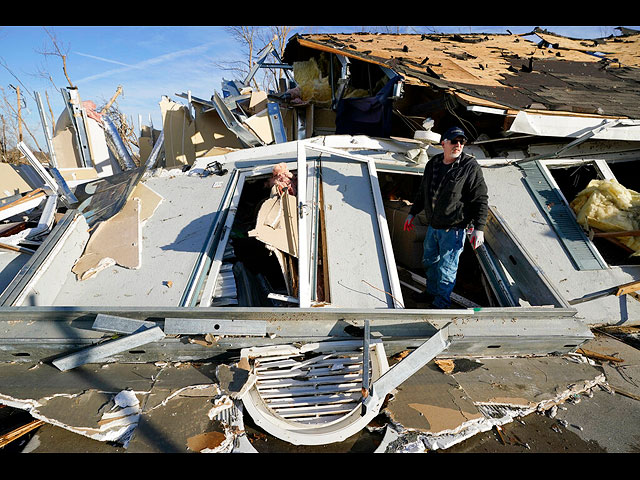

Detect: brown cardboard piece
[384, 200, 427, 269]
[248, 192, 298, 257]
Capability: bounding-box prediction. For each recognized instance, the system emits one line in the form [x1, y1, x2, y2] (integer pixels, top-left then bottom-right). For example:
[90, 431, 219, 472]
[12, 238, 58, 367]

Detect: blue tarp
[335, 75, 401, 138]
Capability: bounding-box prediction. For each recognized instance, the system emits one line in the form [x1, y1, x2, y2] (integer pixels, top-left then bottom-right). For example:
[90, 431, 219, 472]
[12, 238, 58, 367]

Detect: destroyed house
[0, 28, 639, 450]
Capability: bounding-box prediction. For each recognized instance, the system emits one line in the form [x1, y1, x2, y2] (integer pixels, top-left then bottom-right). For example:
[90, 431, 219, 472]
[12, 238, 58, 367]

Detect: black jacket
[409, 151, 488, 230]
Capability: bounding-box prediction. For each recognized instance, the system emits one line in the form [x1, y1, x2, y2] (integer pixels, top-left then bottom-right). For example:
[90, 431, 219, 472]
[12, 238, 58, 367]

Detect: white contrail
[74, 52, 137, 68]
[75, 41, 221, 84]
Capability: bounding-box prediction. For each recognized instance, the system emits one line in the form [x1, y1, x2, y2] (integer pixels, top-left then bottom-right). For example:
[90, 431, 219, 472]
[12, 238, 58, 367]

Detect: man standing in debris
[404, 126, 488, 308]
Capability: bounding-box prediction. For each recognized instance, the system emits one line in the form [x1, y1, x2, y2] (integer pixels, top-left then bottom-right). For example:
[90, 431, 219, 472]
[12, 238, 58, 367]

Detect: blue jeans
[422, 227, 465, 308]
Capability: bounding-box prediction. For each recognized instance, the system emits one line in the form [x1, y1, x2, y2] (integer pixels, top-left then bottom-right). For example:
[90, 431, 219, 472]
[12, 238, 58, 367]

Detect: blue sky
[0, 25, 636, 153]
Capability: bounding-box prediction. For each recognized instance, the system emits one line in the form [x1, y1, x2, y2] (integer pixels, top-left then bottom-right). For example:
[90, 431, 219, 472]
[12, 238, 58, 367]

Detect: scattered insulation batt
[570, 179, 640, 255]
[293, 57, 332, 103]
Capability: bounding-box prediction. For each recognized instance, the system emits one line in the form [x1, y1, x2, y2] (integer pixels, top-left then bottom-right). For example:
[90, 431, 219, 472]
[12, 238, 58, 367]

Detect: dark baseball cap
[442, 126, 467, 141]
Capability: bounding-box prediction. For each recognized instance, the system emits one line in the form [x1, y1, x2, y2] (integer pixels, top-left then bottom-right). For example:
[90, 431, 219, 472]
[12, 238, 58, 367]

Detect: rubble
[1, 28, 640, 452]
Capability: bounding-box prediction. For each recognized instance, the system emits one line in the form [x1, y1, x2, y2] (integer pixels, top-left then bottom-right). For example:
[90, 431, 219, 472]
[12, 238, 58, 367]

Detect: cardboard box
[384, 200, 427, 270]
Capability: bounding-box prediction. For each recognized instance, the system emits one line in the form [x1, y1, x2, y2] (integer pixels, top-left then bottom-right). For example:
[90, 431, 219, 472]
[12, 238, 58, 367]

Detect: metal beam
[0, 305, 592, 363]
[364, 323, 450, 411]
[61, 87, 92, 168]
[35, 91, 58, 168]
[163, 318, 267, 336]
[51, 326, 165, 371]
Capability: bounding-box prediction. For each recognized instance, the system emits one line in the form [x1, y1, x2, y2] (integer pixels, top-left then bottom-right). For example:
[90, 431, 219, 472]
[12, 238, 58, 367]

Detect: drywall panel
[72, 196, 142, 280]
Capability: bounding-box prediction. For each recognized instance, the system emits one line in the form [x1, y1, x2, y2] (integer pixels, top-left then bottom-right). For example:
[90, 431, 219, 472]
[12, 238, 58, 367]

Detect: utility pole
[16, 86, 23, 143]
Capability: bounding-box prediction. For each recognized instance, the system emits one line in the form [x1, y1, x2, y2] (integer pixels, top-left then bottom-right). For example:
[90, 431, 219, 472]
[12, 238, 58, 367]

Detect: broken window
[197, 143, 403, 310]
[378, 170, 499, 308]
[544, 160, 640, 267]
[378, 168, 571, 309]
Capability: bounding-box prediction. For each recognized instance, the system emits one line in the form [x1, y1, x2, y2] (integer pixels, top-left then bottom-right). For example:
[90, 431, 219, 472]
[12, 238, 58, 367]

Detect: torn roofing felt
[283, 29, 640, 118]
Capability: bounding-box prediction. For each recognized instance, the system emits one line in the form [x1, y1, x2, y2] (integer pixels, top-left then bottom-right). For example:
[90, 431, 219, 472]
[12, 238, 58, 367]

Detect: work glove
[467, 227, 484, 250]
[403, 214, 415, 232]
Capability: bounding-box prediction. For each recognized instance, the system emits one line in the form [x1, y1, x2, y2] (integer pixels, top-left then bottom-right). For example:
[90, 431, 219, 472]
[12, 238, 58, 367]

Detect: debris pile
[1, 28, 640, 452]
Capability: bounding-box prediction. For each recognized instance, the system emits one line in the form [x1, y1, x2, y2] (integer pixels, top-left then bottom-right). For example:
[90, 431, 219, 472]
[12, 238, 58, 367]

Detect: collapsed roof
[283, 28, 640, 120]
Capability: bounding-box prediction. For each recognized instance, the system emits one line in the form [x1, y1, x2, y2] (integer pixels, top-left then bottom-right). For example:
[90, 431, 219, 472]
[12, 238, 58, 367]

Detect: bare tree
[37, 27, 75, 89]
[0, 86, 43, 153]
[215, 26, 295, 93]
[213, 26, 261, 88]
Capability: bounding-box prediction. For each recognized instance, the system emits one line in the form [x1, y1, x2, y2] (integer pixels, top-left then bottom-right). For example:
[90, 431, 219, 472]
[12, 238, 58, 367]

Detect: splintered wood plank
[0, 419, 45, 448]
[616, 280, 640, 297]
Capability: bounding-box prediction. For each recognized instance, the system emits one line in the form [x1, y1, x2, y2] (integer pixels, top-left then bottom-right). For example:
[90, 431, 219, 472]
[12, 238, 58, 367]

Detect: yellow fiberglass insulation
[570, 179, 640, 255]
[293, 57, 332, 104]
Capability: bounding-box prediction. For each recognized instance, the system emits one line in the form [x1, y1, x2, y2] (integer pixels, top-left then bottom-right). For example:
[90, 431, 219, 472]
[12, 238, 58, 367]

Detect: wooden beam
[616, 280, 640, 297]
[593, 230, 640, 238]
[576, 348, 623, 363]
[0, 419, 44, 448]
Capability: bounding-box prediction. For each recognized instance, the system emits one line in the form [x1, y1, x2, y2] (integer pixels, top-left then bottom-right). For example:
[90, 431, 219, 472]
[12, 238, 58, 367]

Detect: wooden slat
[616, 280, 640, 297]
[0, 419, 44, 448]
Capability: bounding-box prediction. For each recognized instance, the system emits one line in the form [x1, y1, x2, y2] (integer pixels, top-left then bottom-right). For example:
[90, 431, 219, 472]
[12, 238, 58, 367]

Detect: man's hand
[403, 214, 415, 232]
[468, 228, 484, 249]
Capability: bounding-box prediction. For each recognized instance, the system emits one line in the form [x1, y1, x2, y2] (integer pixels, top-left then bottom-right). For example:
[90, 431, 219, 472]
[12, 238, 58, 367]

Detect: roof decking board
[289, 32, 640, 119]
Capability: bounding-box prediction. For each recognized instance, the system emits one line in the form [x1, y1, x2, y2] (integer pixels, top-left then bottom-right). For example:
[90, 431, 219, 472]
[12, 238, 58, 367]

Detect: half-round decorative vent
[240, 340, 389, 445]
